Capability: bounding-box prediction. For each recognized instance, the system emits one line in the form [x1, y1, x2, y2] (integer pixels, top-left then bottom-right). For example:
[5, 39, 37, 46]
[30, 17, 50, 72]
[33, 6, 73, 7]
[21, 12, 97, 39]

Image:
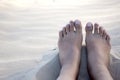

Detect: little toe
[106, 34, 110, 42]
[106, 34, 111, 46]
[99, 27, 104, 36]
[94, 23, 99, 34]
[59, 31, 63, 39]
[74, 20, 82, 32]
[70, 21, 74, 32]
[85, 22, 93, 34]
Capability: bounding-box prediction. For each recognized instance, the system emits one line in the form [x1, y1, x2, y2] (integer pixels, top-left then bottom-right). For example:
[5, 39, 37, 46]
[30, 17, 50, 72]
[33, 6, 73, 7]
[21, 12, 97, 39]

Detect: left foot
[57, 20, 83, 80]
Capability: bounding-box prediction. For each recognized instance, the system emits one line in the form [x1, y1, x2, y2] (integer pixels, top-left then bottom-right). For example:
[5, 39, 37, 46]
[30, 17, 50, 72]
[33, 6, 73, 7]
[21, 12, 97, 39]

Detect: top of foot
[85, 22, 111, 54]
[85, 22, 113, 80]
[58, 20, 83, 79]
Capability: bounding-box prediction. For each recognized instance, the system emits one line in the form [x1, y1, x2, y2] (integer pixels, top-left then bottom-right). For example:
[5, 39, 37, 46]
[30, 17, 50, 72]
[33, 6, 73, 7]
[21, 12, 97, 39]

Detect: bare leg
[85, 22, 113, 80]
[57, 20, 83, 80]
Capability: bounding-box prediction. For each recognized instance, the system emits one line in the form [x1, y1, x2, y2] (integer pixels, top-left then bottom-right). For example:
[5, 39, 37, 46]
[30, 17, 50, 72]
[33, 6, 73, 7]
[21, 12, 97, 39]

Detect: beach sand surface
[0, 0, 120, 80]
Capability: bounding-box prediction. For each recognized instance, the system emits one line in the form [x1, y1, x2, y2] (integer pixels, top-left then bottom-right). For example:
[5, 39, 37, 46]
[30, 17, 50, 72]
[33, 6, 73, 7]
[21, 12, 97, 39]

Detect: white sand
[0, 0, 120, 80]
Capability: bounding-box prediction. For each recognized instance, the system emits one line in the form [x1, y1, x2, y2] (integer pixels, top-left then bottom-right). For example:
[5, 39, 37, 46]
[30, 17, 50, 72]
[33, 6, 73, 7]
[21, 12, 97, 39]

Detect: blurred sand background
[0, 0, 120, 80]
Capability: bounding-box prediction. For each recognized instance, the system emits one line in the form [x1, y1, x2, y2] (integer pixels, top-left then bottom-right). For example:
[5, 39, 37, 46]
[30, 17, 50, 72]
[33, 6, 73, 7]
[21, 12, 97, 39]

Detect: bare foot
[57, 20, 83, 80]
[85, 22, 113, 80]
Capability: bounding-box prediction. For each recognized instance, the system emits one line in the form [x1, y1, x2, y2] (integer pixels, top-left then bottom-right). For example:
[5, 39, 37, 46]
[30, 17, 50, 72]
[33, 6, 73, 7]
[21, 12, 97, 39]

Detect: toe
[106, 34, 110, 42]
[59, 31, 63, 38]
[85, 22, 93, 34]
[99, 27, 104, 36]
[102, 30, 107, 39]
[70, 21, 74, 32]
[106, 34, 111, 46]
[62, 27, 67, 36]
[66, 24, 70, 33]
[94, 23, 99, 34]
[74, 20, 82, 32]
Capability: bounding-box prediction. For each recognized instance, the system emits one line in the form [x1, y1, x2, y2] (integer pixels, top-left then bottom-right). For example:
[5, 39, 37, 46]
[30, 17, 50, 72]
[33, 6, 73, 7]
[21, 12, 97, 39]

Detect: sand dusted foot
[85, 22, 113, 80]
[57, 20, 83, 80]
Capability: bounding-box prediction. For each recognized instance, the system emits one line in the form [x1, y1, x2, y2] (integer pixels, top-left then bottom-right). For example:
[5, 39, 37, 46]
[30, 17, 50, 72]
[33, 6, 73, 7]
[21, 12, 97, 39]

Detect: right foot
[85, 22, 113, 80]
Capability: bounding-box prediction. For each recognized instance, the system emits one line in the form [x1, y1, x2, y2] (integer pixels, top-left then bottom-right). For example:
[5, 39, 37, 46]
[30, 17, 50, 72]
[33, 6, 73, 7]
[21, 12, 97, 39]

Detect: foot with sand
[57, 20, 83, 80]
[85, 22, 113, 80]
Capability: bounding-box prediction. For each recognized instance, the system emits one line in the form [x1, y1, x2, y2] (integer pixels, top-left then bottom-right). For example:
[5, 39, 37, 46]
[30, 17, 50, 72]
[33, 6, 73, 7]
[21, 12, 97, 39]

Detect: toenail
[74, 20, 81, 25]
[86, 22, 92, 27]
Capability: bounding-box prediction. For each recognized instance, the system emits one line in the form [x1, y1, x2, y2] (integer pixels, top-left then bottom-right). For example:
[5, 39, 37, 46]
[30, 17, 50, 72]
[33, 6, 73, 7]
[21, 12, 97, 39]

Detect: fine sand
[0, 0, 120, 80]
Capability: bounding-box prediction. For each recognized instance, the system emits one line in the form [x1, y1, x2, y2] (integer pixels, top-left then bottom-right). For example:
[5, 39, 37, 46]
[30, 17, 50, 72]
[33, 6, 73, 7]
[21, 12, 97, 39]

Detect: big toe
[74, 20, 82, 32]
[85, 22, 93, 34]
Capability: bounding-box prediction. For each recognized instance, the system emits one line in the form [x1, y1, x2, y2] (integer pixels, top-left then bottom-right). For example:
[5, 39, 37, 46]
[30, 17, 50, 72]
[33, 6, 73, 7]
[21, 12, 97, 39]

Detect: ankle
[58, 65, 78, 80]
[92, 65, 113, 80]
